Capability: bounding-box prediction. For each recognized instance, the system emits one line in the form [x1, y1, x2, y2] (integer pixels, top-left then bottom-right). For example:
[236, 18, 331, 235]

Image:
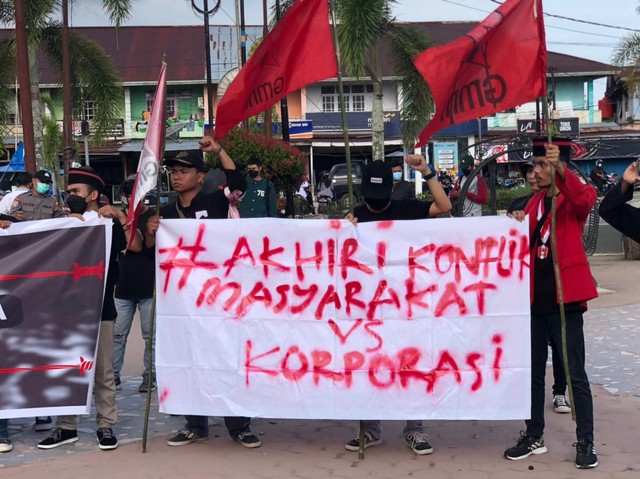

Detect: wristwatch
[423, 171, 436, 181]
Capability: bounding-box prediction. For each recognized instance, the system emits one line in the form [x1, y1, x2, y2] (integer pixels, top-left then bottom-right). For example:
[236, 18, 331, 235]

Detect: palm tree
[273, 0, 434, 159]
[612, 2, 640, 96]
[0, 0, 131, 166]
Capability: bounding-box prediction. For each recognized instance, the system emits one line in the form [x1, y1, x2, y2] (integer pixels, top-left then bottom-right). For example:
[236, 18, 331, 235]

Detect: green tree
[612, 2, 640, 95]
[274, 0, 435, 159]
[0, 0, 131, 166]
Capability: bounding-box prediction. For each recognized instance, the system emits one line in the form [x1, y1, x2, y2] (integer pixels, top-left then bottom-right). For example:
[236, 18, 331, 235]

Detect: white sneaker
[553, 395, 571, 413]
[0, 439, 13, 453]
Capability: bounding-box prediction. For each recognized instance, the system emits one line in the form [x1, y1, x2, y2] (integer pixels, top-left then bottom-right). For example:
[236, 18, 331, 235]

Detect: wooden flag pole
[328, 0, 363, 458]
[542, 94, 576, 422]
[142, 58, 169, 452]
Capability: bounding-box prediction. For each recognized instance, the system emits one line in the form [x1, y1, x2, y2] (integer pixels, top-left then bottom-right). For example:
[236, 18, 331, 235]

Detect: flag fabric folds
[214, 0, 337, 139]
[413, 0, 547, 147]
[125, 62, 167, 246]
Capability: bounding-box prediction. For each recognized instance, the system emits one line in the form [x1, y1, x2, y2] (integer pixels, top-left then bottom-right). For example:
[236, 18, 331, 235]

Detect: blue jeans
[0, 419, 8, 438]
[185, 415, 251, 438]
[113, 297, 155, 383]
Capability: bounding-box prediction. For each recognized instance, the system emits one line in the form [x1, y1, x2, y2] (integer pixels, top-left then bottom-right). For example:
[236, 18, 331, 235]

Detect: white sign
[156, 217, 531, 420]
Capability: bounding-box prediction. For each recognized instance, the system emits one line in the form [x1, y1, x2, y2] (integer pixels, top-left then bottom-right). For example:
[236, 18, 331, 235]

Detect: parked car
[327, 161, 366, 204]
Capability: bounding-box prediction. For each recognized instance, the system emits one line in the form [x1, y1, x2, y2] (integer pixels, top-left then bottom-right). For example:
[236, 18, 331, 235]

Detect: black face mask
[67, 194, 88, 215]
[247, 170, 259, 178]
[365, 197, 390, 211]
[463, 167, 472, 177]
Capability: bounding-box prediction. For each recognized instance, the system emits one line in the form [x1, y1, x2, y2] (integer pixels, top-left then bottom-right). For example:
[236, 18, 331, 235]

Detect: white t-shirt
[0, 187, 29, 214]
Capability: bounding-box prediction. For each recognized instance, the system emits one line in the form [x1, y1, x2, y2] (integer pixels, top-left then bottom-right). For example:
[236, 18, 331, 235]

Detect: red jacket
[524, 168, 598, 305]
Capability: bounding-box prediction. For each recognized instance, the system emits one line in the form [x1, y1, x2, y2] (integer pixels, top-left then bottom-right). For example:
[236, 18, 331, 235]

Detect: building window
[321, 84, 369, 112]
[83, 101, 95, 120]
[146, 97, 178, 119]
[321, 86, 336, 112]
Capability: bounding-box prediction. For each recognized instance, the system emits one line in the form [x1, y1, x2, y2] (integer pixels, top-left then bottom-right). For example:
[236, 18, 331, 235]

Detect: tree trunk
[371, 78, 384, 162]
[28, 43, 46, 171]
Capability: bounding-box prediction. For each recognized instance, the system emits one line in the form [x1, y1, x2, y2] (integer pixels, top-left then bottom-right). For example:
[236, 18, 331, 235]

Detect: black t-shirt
[103, 219, 127, 321]
[115, 208, 155, 299]
[161, 168, 246, 220]
[531, 196, 582, 315]
[354, 199, 433, 223]
[507, 192, 533, 214]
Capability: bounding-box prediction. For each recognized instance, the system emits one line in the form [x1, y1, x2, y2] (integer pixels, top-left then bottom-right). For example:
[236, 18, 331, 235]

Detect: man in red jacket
[505, 138, 599, 469]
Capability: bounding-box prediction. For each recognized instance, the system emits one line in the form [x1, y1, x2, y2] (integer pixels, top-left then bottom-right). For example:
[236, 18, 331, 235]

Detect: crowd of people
[1, 134, 639, 470]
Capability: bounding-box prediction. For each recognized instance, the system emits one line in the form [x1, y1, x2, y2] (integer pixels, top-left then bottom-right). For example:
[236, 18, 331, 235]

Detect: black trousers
[526, 310, 594, 441]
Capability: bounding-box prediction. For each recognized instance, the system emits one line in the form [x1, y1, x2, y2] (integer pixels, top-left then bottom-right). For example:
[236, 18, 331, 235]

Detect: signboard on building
[433, 142, 458, 170]
[481, 144, 509, 164]
[556, 117, 579, 138]
[307, 111, 401, 136]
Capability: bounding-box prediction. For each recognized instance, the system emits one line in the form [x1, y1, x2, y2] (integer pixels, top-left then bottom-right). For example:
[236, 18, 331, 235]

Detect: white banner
[156, 216, 531, 420]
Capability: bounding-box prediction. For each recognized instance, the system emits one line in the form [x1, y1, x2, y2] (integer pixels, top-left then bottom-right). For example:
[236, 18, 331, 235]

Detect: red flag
[215, 0, 337, 139]
[125, 62, 167, 248]
[413, 0, 546, 147]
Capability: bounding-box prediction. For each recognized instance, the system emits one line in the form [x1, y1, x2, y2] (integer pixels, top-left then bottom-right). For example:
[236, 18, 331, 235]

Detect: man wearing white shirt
[0, 172, 31, 215]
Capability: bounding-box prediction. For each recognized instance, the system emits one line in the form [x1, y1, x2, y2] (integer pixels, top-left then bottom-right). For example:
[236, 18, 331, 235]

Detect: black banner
[0, 220, 107, 417]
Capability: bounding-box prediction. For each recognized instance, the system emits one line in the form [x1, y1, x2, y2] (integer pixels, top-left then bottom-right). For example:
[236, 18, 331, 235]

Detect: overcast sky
[68, 0, 640, 97]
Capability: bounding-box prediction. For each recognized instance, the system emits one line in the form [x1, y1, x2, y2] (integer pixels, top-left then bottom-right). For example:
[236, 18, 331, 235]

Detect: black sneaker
[97, 428, 118, 450]
[0, 438, 13, 453]
[115, 377, 122, 391]
[345, 433, 382, 451]
[553, 394, 571, 414]
[233, 431, 261, 448]
[574, 439, 598, 469]
[138, 381, 157, 393]
[167, 429, 208, 447]
[504, 431, 547, 460]
[37, 428, 79, 449]
[405, 431, 434, 455]
[34, 416, 54, 432]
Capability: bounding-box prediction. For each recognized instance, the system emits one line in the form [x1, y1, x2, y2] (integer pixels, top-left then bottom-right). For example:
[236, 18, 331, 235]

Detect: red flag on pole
[214, 0, 337, 139]
[413, 0, 546, 147]
[125, 62, 167, 248]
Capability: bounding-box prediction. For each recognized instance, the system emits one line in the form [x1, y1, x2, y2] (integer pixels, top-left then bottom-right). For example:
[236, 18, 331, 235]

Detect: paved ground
[1, 254, 639, 478]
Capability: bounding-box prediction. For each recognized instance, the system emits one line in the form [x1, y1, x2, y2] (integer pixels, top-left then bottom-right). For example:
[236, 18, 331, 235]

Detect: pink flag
[125, 62, 167, 247]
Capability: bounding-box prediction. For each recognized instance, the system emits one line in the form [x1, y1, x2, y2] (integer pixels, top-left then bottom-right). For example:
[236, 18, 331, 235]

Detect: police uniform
[10, 191, 63, 220]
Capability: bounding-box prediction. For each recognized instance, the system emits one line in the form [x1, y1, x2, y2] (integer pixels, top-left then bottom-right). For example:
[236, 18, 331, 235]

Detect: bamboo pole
[542, 95, 576, 422]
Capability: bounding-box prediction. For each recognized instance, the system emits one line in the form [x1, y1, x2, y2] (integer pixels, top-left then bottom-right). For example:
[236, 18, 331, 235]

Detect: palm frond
[101, 0, 132, 27]
[388, 24, 435, 147]
[41, 23, 124, 144]
[336, 0, 391, 78]
[40, 94, 63, 169]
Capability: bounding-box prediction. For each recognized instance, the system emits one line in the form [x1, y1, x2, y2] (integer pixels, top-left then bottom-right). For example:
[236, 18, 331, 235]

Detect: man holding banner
[506, 140, 598, 469]
[146, 138, 261, 448]
[36, 167, 137, 451]
[343, 156, 451, 455]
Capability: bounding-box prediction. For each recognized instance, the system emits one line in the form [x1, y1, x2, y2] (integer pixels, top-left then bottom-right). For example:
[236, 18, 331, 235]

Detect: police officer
[10, 170, 63, 220]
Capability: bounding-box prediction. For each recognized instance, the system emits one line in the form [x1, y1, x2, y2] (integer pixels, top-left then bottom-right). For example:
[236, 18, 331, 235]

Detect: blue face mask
[392, 172, 403, 182]
[35, 182, 50, 194]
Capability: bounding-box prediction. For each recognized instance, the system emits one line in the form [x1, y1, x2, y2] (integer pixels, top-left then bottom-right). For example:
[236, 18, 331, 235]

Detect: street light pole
[191, 0, 220, 133]
[275, 0, 289, 142]
[62, 0, 73, 187]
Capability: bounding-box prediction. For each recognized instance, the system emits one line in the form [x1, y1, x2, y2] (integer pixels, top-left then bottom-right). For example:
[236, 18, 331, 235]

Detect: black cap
[532, 137, 572, 161]
[459, 151, 475, 169]
[164, 150, 205, 171]
[34, 170, 53, 184]
[68, 167, 106, 191]
[361, 161, 393, 199]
